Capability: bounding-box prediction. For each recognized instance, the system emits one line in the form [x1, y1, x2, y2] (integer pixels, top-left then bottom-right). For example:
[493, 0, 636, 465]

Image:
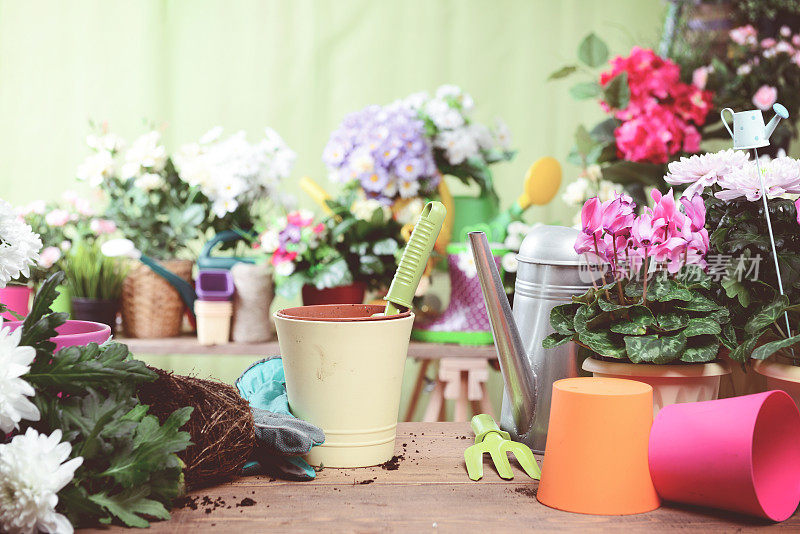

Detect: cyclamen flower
[752, 85, 778, 111]
[665, 149, 750, 198]
[730, 25, 757, 46]
[89, 218, 117, 235]
[37, 247, 61, 269]
[44, 210, 70, 228]
[0, 428, 83, 534]
[0, 200, 42, 288]
[716, 157, 800, 201]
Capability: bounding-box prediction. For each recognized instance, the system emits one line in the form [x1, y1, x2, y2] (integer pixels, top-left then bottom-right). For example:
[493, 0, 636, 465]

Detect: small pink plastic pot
[648, 390, 800, 522]
[5, 320, 111, 351]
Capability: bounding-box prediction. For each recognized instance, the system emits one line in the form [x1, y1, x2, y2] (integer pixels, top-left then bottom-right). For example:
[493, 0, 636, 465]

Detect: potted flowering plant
[666, 149, 800, 401]
[0, 198, 41, 320]
[683, 23, 800, 155]
[174, 126, 296, 231]
[64, 240, 129, 330]
[551, 34, 713, 205]
[543, 189, 732, 413]
[257, 210, 358, 305]
[77, 126, 202, 337]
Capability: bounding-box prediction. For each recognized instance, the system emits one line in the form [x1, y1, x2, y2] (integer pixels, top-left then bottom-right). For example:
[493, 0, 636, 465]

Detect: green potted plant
[543, 189, 733, 413]
[64, 240, 129, 330]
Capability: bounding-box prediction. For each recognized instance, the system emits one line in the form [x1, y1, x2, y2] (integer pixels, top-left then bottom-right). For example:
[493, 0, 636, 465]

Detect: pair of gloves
[235, 355, 325, 480]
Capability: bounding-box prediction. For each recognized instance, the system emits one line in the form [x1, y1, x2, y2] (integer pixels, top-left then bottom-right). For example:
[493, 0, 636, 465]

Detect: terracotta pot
[71, 297, 119, 332]
[121, 259, 193, 338]
[301, 282, 366, 306]
[582, 357, 730, 417]
[754, 360, 800, 410]
[717, 348, 767, 399]
[0, 285, 32, 320]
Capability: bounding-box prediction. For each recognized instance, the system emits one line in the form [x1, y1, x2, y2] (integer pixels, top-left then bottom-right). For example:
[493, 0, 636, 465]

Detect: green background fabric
[0, 0, 666, 226]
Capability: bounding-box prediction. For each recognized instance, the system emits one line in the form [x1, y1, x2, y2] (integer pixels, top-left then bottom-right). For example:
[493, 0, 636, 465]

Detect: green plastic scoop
[382, 201, 446, 316]
[464, 414, 541, 481]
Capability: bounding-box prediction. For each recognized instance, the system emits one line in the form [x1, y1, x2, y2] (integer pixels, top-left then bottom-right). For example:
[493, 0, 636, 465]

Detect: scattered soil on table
[176, 494, 228, 514]
[237, 497, 257, 507]
[380, 454, 405, 471]
[513, 487, 538, 498]
[355, 478, 375, 485]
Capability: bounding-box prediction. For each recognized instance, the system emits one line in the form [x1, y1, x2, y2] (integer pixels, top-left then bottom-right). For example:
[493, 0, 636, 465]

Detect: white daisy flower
[501, 252, 518, 273]
[0, 428, 83, 534]
[273, 260, 295, 277]
[133, 173, 163, 192]
[457, 249, 478, 279]
[76, 151, 115, 187]
[0, 200, 42, 288]
[124, 131, 167, 173]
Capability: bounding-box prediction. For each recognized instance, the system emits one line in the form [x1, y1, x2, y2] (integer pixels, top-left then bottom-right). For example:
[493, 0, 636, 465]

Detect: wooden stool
[411, 357, 492, 422]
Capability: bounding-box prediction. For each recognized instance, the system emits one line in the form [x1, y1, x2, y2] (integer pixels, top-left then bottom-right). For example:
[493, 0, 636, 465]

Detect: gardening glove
[236, 356, 325, 481]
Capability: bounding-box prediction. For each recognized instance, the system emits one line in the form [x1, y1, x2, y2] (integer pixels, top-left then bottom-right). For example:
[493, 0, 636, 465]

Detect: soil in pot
[71, 297, 119, 331]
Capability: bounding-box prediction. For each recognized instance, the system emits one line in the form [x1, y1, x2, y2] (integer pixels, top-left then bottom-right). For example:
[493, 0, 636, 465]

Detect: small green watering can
[197, 230, 257, 270]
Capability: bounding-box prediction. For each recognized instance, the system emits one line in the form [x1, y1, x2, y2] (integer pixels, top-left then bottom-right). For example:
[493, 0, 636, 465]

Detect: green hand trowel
[382, 201, 446, 316]
[464, 414, 541, 481]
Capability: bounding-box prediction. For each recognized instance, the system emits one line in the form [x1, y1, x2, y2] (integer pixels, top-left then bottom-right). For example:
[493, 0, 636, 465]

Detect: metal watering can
[197, 230, 257, 270]
[721, 103, 789, 150]
[470, 226, 601, 453]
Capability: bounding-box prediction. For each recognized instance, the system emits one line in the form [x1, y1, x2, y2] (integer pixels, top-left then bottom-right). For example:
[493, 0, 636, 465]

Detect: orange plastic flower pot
[537, 377, 660, 515]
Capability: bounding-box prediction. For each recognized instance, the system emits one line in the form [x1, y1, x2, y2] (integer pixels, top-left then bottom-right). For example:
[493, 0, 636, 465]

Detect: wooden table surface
[117, 336, 496, 360]
[80, 422, 798, 533]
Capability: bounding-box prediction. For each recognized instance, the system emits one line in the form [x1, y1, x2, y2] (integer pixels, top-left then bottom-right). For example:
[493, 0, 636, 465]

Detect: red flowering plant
[551, 34, 713, 206]
[543, 188, 734, 365]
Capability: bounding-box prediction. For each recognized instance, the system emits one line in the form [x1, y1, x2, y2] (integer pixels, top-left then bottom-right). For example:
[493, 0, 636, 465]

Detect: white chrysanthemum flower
[0, 428, 83, 534]
[435, 128, 479, 165]
[0, 318, 39, 434]
[562, 177, 591, 206]
[86, 133, 124, 153]
[716, 156, 800, 201]
[123, 131, 167, 175]
[351, 198, 390, 221]
[76, 151, 115, 187]
[273, 260, 295, 277]
[597, 180, 624, 202]
[457, 250, 478, 279]
[501, 252, 518, 273]
[258, 230, 280, 253]
[133, 173, 163, 192]
[665, 149, 750, 198]
[0, 200, 42, 288]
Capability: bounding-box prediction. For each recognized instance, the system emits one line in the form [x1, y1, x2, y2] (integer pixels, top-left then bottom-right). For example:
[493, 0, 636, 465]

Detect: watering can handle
[721, 108, 734, 138]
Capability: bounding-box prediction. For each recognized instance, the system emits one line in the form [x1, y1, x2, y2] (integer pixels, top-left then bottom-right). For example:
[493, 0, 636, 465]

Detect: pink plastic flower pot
[5, 320, 112, 351]
[648, 390, 800, 521]
[0, 285, 33, 320]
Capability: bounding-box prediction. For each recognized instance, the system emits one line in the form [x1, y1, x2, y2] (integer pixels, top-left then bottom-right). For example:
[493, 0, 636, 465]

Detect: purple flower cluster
[323, 103, 439, 203]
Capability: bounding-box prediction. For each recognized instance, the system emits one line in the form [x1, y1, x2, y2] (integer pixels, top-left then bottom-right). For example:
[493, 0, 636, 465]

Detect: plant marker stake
[752, 148, 794, 350]
[382, 201, 446, 316]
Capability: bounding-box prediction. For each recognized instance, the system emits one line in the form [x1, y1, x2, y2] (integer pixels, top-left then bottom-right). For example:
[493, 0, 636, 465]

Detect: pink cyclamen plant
[575, 189, 709, 282]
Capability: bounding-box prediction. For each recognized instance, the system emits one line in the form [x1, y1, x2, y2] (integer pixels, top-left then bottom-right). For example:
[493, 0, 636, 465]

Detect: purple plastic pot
[196, 269, 235, 301]
[5, 320, 111, 351]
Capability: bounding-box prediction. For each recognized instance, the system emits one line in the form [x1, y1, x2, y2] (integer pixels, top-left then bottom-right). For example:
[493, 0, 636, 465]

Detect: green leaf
[275, 273, 304, 299]
[602, 160, 663, 187]
[550, 303, 579, 335]
[683, 317, 722, 337]
[625, 331, 687, 364]
[681, 336, 720, 363]
[722, 276, 751, 308]
[543, 332, 572, 348]
[574, 302, 600, 334]
[575, 125, 596, 156]
[548, 65, 578, 80]
[730, 335, 760, 363]
[720, 321, 738, 351]
[89, 487, 171, 528]
[578, 330, 626, 359]
[745, 296, 790, 334]
[577, 33, 609, 67]
[677, 293, 722, 312]
[569, 82, 602, 100]
[751, 334, 800, 360]
[655, 312, 690, 331]
[602, 72, 630, 109]
[609, 306, 654, 335]
[312, 258, 353, 289]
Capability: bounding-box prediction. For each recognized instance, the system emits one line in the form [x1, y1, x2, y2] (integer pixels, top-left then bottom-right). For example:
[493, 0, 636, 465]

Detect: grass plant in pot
[543, 189, 732, 415]
[65, 240, 128, 331]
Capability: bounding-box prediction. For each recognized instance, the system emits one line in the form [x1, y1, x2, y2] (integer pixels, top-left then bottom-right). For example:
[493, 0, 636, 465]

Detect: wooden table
[80, 423, 799, 533]
[116, 336, 496, 360]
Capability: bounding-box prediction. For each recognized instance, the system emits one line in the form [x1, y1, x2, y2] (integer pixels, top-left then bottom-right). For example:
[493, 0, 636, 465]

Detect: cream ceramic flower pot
[275, 304, 414, 468]
[754, 360, 800, 410]
[582, 357, 731, 417]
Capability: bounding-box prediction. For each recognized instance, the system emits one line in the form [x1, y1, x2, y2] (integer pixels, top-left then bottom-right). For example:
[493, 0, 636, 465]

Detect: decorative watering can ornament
[721, 102, 792, 338]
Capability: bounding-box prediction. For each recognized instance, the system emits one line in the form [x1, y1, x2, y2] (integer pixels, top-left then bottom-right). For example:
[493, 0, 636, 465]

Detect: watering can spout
[469, 231, 537, 437]
[766, 103, 789, 140]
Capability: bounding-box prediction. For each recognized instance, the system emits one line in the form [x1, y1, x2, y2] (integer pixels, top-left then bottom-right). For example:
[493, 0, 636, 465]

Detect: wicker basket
[121, 259, 193, 338]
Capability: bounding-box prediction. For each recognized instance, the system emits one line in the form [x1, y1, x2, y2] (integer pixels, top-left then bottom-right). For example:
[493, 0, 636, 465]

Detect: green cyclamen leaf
[683, 317, 722, 337]
[745, 296, 790, 334]
[574, 303, 600, 334]
[624, 332, 687, 364]
[751, 334, 800, 360]
[609, 306, 653, 335]
[550, 303, 579, 335]
[543, 332, 572, 349]
[681, 336, 720, 363]
[677, 293, 722, 312]
[655, 312, 689, 332]
[578, 330, 626, 359]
